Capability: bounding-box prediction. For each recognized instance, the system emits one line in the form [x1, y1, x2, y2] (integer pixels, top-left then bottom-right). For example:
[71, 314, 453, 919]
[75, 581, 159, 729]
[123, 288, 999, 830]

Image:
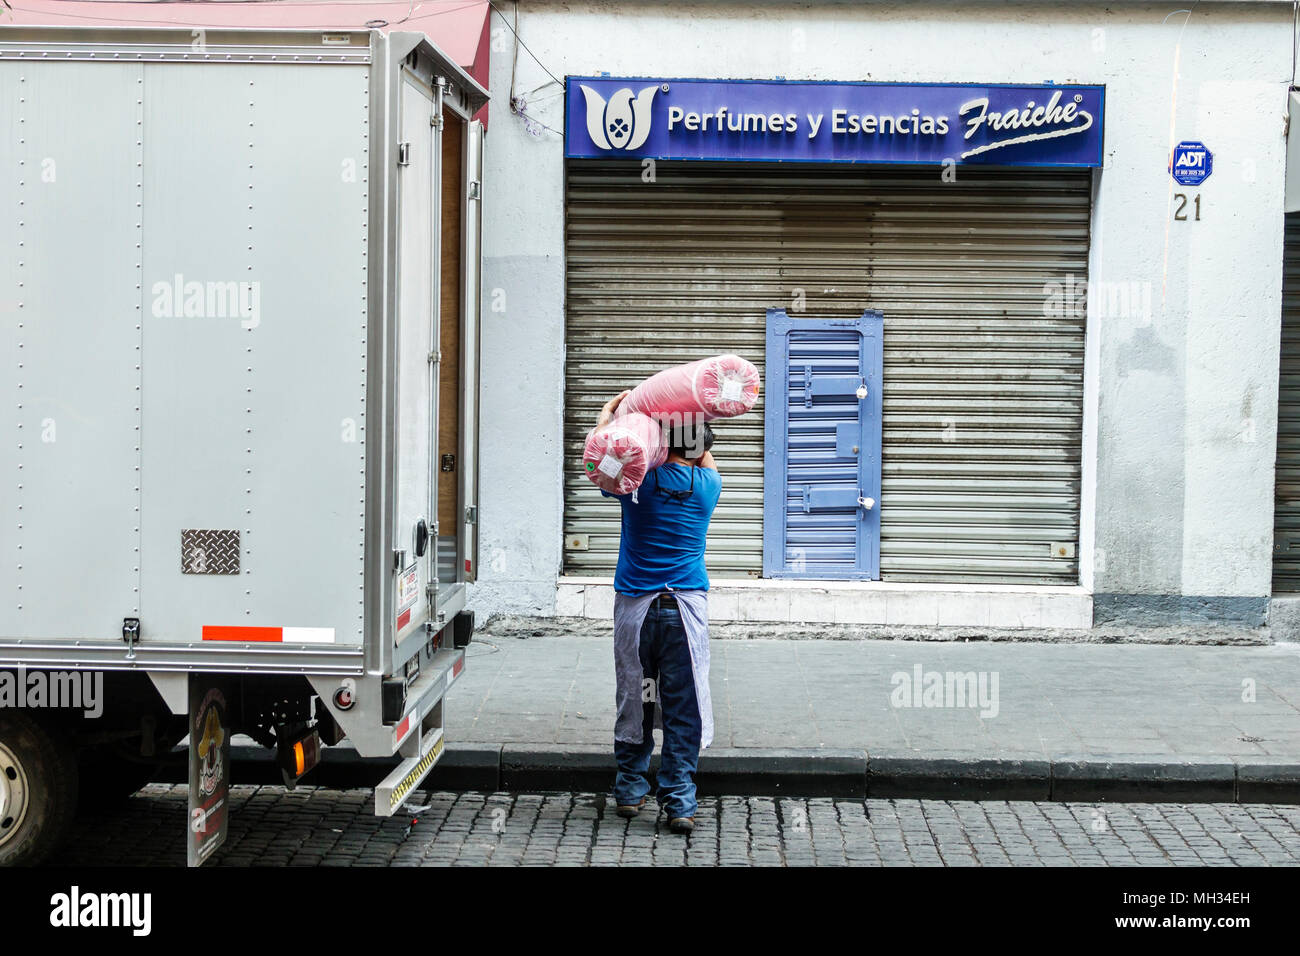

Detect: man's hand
[597, 389, 632, 428]
[693, 450, 717, 471]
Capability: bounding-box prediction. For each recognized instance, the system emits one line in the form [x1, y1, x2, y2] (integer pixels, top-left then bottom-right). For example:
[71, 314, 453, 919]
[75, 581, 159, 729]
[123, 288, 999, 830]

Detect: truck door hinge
[465, 506, 477, 524]
[431, 112, 444, 131]
[397, 142, 411, 166]
[122, 617, 140, 660]
[428, 349, 441, 365]
[393, 548, 407, 571]
[467, 180, 481, 201]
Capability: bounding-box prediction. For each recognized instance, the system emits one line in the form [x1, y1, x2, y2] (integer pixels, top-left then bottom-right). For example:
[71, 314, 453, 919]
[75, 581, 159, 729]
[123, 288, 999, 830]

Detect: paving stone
[39, 785, 1300, 868]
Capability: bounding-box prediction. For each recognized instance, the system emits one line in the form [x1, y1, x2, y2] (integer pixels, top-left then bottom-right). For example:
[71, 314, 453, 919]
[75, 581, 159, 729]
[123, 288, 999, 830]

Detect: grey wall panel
[0, 63, 15, 634]
[563, 162, 1090, 584]
[139, 63, 370, 645]
[233, 64, 371, 644]
[1, 62, 144, 640]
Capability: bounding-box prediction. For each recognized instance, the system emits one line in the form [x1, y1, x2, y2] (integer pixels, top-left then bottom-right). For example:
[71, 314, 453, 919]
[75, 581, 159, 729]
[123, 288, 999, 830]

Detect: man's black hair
[667, 421, 715, 460]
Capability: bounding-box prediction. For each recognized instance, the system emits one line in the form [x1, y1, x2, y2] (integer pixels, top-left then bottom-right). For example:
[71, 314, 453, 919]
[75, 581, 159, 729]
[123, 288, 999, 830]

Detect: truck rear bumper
[375, 726, 445, 816]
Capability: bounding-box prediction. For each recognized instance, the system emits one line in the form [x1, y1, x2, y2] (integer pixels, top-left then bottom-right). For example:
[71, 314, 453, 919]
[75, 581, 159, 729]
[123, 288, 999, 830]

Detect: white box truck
[0, 25, 487, 865]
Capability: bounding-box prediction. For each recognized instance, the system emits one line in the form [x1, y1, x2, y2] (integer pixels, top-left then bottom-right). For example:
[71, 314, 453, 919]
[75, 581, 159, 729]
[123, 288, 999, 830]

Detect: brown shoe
[616, 797, 646, 819]
[669, 816, 695, 834]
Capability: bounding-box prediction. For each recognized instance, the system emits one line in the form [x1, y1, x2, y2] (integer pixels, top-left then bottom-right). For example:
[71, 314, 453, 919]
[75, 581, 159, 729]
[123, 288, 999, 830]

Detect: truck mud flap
[374, 727, 445, 817]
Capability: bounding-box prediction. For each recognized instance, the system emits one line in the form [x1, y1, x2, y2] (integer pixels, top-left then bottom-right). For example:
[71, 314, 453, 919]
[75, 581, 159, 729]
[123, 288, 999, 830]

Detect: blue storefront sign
[1170, 141, 1212, 186]
[565, 77, 1105, 167]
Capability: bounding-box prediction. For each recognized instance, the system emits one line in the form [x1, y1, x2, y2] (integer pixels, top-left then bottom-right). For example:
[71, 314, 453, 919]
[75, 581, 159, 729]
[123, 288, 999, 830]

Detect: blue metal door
[763, 309, 883, 579]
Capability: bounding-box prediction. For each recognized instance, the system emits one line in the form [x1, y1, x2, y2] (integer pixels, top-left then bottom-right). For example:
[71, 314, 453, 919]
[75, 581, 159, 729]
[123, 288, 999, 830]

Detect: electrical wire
[486, 0, 562, 88]
[509, 0, 518, 103]
[1293, 0, 1299, 88]
[487, 0, 562, 138]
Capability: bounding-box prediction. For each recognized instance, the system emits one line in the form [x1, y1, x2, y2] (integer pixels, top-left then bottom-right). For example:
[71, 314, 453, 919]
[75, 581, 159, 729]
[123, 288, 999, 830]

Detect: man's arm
[595, 390, 635, 501]
[597, 389, 632, 429]
[694, 450, 717, 471]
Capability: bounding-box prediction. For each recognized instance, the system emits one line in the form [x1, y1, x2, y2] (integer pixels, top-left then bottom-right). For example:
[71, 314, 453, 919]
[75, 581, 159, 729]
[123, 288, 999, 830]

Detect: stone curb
[198, 744, 1300, 804]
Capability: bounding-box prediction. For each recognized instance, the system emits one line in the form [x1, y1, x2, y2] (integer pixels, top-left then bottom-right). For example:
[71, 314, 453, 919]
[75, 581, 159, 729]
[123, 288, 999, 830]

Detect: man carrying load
[596, 390, 720, 835]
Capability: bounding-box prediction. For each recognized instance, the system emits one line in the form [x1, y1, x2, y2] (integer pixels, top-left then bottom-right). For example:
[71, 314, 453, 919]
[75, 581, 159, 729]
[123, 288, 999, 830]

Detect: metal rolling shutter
[1273, 213, 1300, 591]
[564, 161, 1090, 584]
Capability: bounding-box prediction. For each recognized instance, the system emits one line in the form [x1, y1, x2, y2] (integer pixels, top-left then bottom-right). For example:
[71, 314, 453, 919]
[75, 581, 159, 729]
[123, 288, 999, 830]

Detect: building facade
[473, 0, 1294, 630]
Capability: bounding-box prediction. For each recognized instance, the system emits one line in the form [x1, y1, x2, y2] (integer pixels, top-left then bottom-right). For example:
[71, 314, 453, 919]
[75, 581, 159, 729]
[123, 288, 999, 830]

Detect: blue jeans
[613, 604, 702, 819]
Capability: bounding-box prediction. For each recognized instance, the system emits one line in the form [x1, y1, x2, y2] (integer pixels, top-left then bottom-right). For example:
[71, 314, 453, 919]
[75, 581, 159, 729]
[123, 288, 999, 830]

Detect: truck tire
[0, 712, 79, 867]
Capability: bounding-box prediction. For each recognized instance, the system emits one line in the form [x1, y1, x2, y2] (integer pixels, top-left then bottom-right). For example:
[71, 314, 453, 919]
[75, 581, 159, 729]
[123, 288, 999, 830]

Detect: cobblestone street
[45, 785, 1300, 867]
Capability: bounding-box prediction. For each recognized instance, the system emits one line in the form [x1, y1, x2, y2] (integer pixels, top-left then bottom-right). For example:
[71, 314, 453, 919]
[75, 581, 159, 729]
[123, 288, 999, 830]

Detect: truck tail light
[277, 728, 322, 785]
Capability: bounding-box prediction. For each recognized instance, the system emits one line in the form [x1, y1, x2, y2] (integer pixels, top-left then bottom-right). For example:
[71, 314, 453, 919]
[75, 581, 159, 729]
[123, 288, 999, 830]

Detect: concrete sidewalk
[423, 623, 1300, 802]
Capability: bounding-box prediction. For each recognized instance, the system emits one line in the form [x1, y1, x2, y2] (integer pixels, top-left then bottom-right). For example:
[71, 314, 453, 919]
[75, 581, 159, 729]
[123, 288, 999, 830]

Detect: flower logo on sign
[580, 84, 658, 150]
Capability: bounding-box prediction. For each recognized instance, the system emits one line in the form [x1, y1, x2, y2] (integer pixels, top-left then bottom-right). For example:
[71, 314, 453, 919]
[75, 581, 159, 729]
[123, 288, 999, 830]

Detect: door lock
[858, 496, 876, 510]
[122, 617, 140, 660]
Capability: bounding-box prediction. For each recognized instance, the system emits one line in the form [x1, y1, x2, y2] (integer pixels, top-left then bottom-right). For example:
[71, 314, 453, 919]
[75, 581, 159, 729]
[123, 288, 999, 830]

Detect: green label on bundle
[585, 461, 596, 472]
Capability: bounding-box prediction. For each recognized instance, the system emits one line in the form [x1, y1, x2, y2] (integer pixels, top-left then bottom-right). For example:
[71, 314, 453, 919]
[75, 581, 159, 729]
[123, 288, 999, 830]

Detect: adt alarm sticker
[1171, 141, 1212, 186]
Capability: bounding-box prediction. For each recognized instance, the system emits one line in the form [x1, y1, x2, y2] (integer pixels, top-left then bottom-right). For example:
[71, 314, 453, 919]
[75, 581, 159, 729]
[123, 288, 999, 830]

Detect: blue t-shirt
[602, 463, 722, 596]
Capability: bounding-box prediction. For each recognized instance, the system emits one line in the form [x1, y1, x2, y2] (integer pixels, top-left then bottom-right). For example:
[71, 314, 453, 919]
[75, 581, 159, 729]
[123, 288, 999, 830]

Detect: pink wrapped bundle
[622, 354, 760, 421]
[582, 412, 667, 495]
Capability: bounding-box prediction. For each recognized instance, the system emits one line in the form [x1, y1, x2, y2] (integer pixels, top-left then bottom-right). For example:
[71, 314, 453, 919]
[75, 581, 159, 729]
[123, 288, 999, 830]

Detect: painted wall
[472, 0, 1292, 625]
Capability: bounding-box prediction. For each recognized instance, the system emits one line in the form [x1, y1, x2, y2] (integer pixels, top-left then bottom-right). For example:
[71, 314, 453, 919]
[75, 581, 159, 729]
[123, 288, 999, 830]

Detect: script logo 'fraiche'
[958, 89, 1093, 159]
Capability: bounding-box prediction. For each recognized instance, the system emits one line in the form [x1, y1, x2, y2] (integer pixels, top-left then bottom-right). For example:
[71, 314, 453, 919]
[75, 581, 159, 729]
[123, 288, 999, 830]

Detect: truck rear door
[460, 119, 484, 583]
[394, 74, 437, 643]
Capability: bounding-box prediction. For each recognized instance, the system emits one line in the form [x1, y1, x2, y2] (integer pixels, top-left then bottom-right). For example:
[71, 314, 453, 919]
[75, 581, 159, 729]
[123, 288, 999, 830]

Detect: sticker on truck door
[396, 561, 420, 631]
[398, 562, 419, 611]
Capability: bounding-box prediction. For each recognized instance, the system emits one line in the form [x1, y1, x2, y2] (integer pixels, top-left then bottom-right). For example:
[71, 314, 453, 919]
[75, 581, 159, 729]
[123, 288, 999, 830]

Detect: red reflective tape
[394, 713, 412, 745]
[397, 608, 412, 631]
[464, 559, 471, 573]
[203, 626, 282, 642]
[452, 657, 464, 679]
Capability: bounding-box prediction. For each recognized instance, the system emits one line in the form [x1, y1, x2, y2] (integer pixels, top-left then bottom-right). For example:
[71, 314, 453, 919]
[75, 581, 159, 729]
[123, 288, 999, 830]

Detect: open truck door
[460, 119, 484, 584]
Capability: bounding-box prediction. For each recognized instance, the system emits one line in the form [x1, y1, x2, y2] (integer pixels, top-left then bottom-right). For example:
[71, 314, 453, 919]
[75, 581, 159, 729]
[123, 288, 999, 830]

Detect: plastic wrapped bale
[621, 354, 760, 421]
[582, 412, 668, 495]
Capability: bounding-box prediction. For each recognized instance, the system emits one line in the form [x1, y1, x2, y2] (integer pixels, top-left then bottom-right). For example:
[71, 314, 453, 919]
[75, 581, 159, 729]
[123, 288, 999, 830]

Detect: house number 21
[1173, 193, 1202, 221]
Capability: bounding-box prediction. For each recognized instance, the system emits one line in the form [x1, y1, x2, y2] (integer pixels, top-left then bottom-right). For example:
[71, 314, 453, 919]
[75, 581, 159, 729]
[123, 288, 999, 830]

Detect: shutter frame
[564, 161, 1091, 584]
[1274, 213, 1300, 591]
